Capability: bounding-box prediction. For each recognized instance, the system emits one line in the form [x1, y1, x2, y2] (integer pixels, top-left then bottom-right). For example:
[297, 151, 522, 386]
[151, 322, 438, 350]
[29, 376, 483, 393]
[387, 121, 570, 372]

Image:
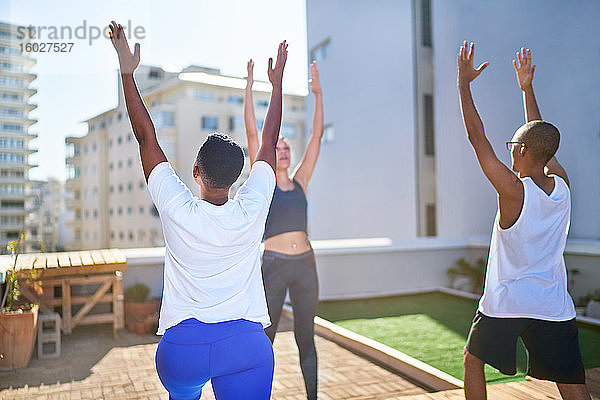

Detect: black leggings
[262, 249, 318, 400]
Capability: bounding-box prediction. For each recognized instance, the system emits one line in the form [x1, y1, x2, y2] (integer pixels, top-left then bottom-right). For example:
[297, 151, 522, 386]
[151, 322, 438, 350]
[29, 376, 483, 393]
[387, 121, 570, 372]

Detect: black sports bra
[263, 179, 307, 240]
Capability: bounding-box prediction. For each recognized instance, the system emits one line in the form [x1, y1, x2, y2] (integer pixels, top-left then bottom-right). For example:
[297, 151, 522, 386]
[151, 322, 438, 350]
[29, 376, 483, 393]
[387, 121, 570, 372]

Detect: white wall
[433, 0, 600, 240]
[305, 0, 418, 240]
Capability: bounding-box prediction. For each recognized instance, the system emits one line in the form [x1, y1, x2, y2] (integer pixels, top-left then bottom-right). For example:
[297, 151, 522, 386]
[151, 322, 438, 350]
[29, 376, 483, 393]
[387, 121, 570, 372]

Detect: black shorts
[465, 311, 585, 384]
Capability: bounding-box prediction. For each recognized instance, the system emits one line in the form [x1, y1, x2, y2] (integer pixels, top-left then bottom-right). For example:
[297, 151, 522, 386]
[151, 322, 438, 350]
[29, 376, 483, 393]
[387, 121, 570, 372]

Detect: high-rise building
[65, 65, 306, 250]
[0, 22, 38, 251]
[305, 0, 600, 241]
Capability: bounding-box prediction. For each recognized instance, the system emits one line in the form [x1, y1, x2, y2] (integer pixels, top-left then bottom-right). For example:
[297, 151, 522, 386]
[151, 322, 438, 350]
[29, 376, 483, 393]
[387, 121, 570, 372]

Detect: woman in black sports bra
[244, 59, 323, 400]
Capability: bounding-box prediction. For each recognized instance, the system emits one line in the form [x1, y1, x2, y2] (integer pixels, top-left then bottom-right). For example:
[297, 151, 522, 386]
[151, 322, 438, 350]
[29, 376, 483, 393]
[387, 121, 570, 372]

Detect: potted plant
[0, 234, 40, 370]
[124, 283, 159, 335]
[585, 289, 600, 320]
[447, 258, 486, 295]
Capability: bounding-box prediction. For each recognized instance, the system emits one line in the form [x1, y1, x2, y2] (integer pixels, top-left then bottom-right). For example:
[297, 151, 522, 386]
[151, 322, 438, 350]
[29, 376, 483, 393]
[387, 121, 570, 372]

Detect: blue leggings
[155, 318, 274, 400]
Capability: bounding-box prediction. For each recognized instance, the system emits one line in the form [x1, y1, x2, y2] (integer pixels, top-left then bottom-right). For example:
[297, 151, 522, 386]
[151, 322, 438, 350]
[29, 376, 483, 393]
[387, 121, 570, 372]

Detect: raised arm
[457, 41, 522, 198]
[108, 21, 166, 181]
[293, 61, 324, 190]
[513, 47, 569, 186]
[244, 59, 260, 164]
[513, 48, 541, 123]
[255, 41, 288, 171]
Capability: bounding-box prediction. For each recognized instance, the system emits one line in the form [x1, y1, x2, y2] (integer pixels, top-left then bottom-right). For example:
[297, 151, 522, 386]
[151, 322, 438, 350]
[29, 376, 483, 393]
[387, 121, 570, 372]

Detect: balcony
[0, 161, 37, 169]
[0, 97, 36, 111]
[0, 114, 38, 127]
[0, 146, 36, 155]
[0, 207, 26, 216]
[0, 221, 25, 230]
[0, 84, 37, 97]
[0, 52, 36, 69]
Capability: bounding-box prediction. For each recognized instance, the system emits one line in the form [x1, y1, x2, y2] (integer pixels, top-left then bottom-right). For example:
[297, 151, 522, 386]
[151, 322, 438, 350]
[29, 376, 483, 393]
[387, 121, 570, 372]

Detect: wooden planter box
[0, 305, 39, 370]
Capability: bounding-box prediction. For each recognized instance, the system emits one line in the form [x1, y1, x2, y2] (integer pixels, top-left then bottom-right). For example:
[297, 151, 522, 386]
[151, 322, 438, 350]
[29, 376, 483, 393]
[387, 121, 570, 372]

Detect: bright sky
[1, 0, 308, 182]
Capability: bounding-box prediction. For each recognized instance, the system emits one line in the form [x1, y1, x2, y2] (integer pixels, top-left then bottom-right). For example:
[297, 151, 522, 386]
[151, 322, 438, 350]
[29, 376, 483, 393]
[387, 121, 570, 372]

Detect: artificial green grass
[317, 292, 600, 384]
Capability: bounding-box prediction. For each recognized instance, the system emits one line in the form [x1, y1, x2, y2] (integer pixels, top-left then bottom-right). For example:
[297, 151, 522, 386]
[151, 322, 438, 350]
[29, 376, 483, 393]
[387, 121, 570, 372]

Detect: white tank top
[478, 175, 576, 321]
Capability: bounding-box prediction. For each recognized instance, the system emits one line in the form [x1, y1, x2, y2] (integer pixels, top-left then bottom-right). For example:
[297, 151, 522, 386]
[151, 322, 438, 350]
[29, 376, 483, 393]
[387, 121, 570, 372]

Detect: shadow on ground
[0, 324, 159, 390]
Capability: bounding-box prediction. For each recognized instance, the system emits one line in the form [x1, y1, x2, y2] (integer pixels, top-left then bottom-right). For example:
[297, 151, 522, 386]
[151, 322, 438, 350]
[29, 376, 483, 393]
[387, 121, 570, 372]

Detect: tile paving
[0, 317, 427, 399]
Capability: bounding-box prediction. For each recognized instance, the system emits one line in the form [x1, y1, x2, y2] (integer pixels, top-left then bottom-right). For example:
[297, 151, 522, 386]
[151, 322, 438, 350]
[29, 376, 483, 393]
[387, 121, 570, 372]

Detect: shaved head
[515, 121, 560, 164]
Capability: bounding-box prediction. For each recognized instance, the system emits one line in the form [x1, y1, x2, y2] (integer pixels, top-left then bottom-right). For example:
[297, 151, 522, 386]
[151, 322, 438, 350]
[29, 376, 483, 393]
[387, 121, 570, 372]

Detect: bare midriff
[264, 231, 311, 255]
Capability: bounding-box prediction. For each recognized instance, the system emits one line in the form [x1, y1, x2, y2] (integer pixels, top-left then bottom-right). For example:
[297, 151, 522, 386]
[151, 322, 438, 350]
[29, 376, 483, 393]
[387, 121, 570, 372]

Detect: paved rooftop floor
[2, 316, 598, 399]
[0, 316, 428, 399]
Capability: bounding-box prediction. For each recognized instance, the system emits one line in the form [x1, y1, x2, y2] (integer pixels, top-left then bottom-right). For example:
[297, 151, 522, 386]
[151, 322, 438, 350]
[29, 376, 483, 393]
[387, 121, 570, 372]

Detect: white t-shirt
[478, 175, 575, 321]
[147, 160, 276, 335]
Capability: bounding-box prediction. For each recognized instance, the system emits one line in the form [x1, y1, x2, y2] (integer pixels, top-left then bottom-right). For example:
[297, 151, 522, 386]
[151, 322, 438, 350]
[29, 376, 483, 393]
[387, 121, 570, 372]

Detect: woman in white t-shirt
[109, 21, 289, 399]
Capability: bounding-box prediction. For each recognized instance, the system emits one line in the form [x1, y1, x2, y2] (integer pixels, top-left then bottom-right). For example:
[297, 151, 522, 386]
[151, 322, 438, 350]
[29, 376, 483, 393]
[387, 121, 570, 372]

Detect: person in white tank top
[457, 43, 591, 400]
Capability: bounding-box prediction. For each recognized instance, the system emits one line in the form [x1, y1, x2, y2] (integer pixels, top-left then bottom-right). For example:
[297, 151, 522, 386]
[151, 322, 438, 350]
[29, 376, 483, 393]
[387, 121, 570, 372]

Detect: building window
[129, 231, 134, 241]
[151, 204, 159, 218]
[127, 133, 133, 142]
[310, 38, 331, 63]
[227, 95, 243, 104]
[118, 136, 122, 145]
[118, 207, 123, 216]
[195, 90, 213, 101]
[109, 185, 114, 193]
[118, 184, 123, 193]
[421, 0, 432, 48]
[255, 100, 269, 108]
[139, 206, 144, 214]
[128, 183, 133, 192]
[127, 206, 133, 215]
[109, 139, 113, 147]
[92, 142, 97, 152]
[152, 111, 175, 128]
[127, 159, 133, 168]
[424, 94, 435, 156]
[149, 68, 163, 79]
[85, 210, 89, 219]
[119, 232, 124, 240]
[425, 203, 436, 236]
[118, 160, 123, 169]
[118, 112, 122, 121]
[139, 181, 145, 190]
[110, 162, 113, 171]
[202, 116, 218, 131]
[111, 231, 115, 239]
[110, 208, 113, 216]
[229, 116, 243, 132]
[93, 209, 98, 219]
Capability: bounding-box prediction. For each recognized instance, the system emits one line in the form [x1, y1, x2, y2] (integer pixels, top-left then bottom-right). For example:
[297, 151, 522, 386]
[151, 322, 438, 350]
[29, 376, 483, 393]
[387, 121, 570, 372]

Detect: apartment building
[28, 178, 64, 252]
[0, 22, 38, 252]
[65, 65, 306, 250]
[305, 0, 600, 241]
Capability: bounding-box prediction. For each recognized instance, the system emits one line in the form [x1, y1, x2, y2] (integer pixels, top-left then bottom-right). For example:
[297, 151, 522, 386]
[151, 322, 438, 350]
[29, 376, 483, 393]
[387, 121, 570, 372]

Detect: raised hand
[246, 59, 254, 88]
[457, 41, 489, 85]
[309, 61, 322, 95]
[267, 41, 288, 87]
[513, 47, 535, 91]
[108, 21, 140, 74]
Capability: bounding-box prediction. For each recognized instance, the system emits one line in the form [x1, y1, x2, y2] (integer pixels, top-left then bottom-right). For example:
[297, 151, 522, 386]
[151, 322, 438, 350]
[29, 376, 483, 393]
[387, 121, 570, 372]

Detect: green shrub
[124, 283, 150, 302]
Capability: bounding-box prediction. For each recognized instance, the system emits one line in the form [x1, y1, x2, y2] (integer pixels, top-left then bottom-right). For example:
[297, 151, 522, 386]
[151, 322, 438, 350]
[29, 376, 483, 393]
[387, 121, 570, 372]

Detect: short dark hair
[517, 120, 560, 164]
[195, 133, 244, 189]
